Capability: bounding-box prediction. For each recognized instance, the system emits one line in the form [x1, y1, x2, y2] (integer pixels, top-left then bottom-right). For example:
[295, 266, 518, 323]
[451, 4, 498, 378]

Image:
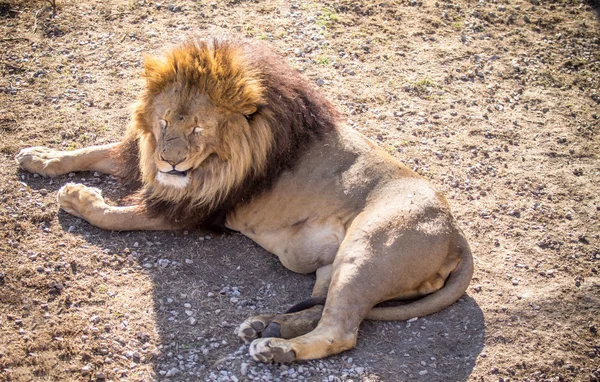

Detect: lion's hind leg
[16, 143, 119, 177]
[248, 212, 454, 362]
[236, 266, 331, 344]
[248, 250, 372, 362]
[236, 304, 324, 343]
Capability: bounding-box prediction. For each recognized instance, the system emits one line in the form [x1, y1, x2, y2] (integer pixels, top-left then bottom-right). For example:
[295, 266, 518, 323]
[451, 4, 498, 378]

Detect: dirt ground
[1, 0, 599, 381]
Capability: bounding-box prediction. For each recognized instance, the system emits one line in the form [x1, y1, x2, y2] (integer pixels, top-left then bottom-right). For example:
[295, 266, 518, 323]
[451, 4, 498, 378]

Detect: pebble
[81, 363, 93, 375]
[166, 367, 179, 377]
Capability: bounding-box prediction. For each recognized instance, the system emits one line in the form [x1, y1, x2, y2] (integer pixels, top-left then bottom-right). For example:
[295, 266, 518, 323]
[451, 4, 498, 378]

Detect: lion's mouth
[165, 169, 188, 177]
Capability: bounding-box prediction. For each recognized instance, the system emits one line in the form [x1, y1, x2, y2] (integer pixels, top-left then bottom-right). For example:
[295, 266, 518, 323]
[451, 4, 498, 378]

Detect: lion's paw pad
[57, 183, 104, 219]
[249, 338, 296, 363]
[235, 317, 268, 343]
[16, 147, 66, 177]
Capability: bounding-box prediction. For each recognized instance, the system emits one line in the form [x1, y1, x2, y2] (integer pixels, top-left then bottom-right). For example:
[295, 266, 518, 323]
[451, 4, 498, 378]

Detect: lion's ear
[241, 105, 257, 116]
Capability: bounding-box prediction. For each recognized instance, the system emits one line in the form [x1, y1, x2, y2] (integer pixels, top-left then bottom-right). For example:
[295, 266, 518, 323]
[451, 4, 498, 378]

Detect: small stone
[241, 363, 248, 375]
[89, 315, 100, 324]
[419, 370, 428, 376]
[355, 367, 365, 374]
[165, 367, 179, 377]
[316, 78, 325, 86]
[512, 279, 519, 286]
[81, 363, 93, 375]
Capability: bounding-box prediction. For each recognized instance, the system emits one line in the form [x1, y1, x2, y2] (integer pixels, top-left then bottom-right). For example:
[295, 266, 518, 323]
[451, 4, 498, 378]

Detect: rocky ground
[1, 0, 599, 381]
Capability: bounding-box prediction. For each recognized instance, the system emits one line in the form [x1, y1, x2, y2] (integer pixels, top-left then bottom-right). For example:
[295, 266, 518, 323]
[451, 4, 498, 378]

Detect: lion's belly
[226, 208, 349, 274]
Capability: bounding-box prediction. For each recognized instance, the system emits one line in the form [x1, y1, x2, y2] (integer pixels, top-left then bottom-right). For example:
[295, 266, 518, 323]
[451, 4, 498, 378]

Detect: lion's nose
[160, 154, 185, 167]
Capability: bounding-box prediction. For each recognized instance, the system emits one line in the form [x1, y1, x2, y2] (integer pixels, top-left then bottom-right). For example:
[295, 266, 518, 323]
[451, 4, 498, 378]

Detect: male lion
[16, 38, 473, 362]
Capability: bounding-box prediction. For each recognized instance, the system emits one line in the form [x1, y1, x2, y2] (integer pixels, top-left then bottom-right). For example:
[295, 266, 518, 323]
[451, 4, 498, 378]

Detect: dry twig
[45, 0, 57, 17]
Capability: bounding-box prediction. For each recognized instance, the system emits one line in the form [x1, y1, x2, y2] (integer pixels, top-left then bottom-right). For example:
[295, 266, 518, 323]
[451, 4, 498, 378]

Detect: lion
[16, 37, 473, 363]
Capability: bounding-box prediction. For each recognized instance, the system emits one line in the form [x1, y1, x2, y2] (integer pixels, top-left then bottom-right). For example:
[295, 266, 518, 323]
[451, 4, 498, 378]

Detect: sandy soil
[1, 0, 599, 381]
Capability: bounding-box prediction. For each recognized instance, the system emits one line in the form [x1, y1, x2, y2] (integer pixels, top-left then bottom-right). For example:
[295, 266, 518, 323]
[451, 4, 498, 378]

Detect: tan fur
[16, 37, 473, 363]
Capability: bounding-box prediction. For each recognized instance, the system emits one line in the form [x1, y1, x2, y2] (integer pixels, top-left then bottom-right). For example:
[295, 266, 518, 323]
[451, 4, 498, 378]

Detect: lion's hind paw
[249, 338, 296, 363]
[235, 315, 273, 343]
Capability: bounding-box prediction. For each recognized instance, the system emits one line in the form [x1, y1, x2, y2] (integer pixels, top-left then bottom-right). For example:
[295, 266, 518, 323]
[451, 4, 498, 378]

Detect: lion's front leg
[58, 183, 173, 231]
[16, 143, 118, 177]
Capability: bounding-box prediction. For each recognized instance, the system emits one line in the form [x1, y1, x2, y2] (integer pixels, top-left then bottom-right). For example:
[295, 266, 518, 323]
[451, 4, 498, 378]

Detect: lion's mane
[113, 38, 340, 228]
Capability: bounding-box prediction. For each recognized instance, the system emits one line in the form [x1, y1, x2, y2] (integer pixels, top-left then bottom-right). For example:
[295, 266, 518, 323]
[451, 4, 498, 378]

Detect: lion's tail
[365, 229, 474, 321]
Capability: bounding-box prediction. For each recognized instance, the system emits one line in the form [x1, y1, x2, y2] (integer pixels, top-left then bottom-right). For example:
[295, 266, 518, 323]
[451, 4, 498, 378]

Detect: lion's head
[117, 37, 340, 226]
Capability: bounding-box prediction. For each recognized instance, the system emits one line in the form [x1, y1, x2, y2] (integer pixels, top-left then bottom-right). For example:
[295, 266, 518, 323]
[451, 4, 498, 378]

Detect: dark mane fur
[113, 38, 340, 229]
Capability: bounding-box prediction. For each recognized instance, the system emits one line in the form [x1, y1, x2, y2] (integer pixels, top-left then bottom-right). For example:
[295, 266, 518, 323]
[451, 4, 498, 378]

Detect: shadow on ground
[586, 0, 600, 19]
[55, 203, 484, 381]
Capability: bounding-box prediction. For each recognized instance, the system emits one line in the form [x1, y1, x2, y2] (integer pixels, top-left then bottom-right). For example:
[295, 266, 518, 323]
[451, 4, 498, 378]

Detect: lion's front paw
[235, 315, 275, 343]
[16, 147, 69, 177]
[249, 338, 296, 363]
[57, 183, 105, 220]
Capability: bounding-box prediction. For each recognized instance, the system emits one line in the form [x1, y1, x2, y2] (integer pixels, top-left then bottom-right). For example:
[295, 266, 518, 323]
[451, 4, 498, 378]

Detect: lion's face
[133, 39, 273, 204]
[149, 90, 222, 189]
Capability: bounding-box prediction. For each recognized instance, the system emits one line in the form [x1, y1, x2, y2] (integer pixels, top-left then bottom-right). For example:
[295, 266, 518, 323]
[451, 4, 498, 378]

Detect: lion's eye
[158, 119, 168, 130]
[193, 127, 204, 135]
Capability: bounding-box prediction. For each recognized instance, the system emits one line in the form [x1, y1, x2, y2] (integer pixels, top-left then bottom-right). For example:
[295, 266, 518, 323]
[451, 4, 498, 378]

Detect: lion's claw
[16, 147, 69, 177]
[249, 338, 296, 363]
[57, 183, 105, 220]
